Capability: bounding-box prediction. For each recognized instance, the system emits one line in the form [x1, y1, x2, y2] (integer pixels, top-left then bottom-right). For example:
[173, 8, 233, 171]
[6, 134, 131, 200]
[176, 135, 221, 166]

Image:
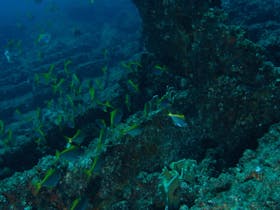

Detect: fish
[33, 168, 60, 195]
[0, 120, 4, 135]
[64, 60, 72, 74]
[153, 64, 168, 75]
[110, 109, 123, 127]
[88, 85, 95, 102]
[52, 78, 65, 94]
[125, 94, 132, 112]
[85, 128, 105, 178]
[57, 145, 83, 162]
[121, 124, 142, 137]
[96, 100, 114, 112]
[70, 196, 89, 210]
[95, 119, 107, 129]
[168, 113, 188, 128]
[127, 79, 139, 93]
[64, 129, 81, 145]
[37, 33, 52, 44]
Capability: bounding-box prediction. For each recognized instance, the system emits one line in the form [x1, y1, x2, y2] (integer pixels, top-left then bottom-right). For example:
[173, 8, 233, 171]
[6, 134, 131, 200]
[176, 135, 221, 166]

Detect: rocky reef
[132, 0, 280, 166]
[225, 0, 280, 66]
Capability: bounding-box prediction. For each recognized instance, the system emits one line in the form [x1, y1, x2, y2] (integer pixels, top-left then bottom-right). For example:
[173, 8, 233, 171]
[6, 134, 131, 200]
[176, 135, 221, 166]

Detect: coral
[158, 159, 198, 209]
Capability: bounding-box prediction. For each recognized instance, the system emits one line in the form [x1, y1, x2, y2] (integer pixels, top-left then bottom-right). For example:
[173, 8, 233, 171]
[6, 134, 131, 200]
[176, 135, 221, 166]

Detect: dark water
[0, 0, 141, 121]
[0, 0, 141, 52]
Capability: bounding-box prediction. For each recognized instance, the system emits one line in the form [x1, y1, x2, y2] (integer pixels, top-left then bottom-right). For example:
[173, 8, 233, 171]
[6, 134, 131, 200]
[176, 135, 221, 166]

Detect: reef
[132, 0, 280, 166]
[225, 0, 280, 66]
[0, 0, 280, 209]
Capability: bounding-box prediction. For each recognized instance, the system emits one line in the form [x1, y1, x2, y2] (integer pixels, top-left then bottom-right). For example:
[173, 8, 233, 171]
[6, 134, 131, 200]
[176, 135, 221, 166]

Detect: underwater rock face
[225, 0, 280, 66]
[132, 0, 280, 166]
[132, 0, 221, 75]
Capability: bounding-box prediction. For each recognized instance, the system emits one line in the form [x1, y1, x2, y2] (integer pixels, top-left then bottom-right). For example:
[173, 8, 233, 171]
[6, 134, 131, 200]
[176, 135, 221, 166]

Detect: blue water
[0, 0, 142, 141]
[0, 0, 141, 49]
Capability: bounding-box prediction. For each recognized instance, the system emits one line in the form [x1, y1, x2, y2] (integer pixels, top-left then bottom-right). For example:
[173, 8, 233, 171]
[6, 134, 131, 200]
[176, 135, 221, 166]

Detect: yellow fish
[168, 112, 188, 128]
